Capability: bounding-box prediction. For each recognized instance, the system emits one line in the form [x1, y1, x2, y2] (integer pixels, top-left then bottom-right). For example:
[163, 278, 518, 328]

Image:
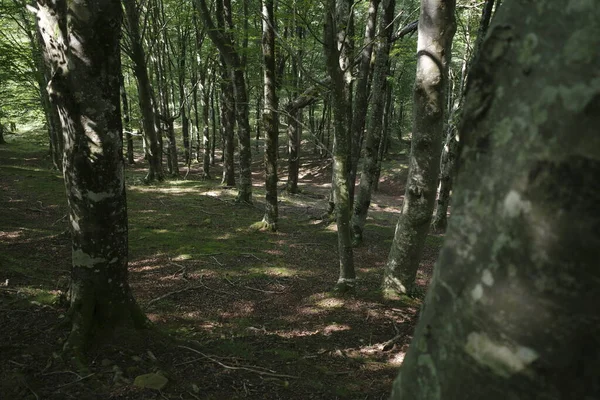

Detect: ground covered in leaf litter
[0, 133, 443, 399]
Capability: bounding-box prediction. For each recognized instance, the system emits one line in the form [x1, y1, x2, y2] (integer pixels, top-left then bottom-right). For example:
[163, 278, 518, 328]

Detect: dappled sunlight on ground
[0, 137, 444, 399]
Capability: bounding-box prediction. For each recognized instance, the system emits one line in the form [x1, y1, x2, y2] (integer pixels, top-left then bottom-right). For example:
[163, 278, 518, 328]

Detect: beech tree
[324, 0, 355, 292]
[255, 0, 279, 231]
[383, 0, 456, 295]
[123, 0, 164, 182]
[391, 0, 600, 398]
[34, 0, 146, 355]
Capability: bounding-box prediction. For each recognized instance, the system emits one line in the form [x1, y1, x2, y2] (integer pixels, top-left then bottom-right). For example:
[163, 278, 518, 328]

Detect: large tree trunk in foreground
[324, 0, 355, 292]
[383, 0, 456, 295]
[351, 0, 395, 245]
[35, 0, 146, 356]
[391, 2, 600, 398]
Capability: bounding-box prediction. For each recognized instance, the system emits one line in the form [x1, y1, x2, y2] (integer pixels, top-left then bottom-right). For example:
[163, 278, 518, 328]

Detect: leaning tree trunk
[253, 0, 279, 231]
[123, 0, 163, 182]
[351, 0, 395, 245]
[35, 0, 146, 357]
[383, 0, 456, 295]
[324, 0, 355, 293]
[391, 1, 600, 398]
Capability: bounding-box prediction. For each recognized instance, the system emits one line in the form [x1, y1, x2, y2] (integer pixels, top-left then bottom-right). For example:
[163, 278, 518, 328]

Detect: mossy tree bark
[351, 0, 396, 245]
[122, 0, 163, 182]
[34, 0, 147, 357]
[255, 0, 279, 231]
[391, 2, 600, 398]
[324, 0, 356, 292]
[383, 0, 456, 295]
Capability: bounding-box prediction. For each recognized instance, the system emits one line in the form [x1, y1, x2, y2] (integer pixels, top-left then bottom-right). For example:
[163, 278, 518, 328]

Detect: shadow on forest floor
[0, 132, 443, 399]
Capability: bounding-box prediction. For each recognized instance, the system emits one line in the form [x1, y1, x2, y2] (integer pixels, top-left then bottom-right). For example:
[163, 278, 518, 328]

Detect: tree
[195, 0, 253, 203]
[324, 0, 356, 292]
[34, 0, 146, 356]
[123, 0, 164, 182]
[391, 1, 600, 398]
[351, 0, 396, 245]
[431, 0, 496, 232]
[254, 0, 279, 231]
[383, 0, 456, 295]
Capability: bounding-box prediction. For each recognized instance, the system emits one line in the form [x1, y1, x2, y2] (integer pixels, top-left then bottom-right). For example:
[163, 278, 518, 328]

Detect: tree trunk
[349, 0, 380, 206]
[123, 0, 163, 182]
[220, 61, 236, 187]
[195, 0, 253, 203]
[351, 0, 396, 245]
[120, 75, 135, 165]
[431, 0, 496, 232]
[391, 1, 600, 398]
[324, 0, 355, 293]
[35, 0, 146, 356]
[254, 0, 279, 231]
[383, 0, 456, 295]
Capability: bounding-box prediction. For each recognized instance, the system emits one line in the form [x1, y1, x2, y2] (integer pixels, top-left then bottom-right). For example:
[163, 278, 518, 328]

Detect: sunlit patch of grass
[15, 287, 61, 305]
[247, 265, 297, 277]
[315, 298, 344, 309]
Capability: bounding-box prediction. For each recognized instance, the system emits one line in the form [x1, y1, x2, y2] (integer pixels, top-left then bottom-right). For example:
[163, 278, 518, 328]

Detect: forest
[0, 0, 598, 398]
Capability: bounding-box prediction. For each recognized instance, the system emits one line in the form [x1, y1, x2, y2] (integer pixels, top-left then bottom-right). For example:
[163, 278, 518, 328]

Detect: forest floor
[0, 131, 443, 400]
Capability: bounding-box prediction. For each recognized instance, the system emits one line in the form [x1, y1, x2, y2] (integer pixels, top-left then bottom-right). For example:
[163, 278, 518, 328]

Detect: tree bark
[220, 60, 236, 187]
[123, 0, 163, 182]
[195, 0, 253, 203]
[35, 0, 146, 356]
[255, 0, 279, 231]
[349, 0, 380, 206]
[120, 75, 135, 165]
[383, 0, 456, 295]
[391, 1, 600, 398]
[351, 0, 396, 245]
[324, 0, 355, 292]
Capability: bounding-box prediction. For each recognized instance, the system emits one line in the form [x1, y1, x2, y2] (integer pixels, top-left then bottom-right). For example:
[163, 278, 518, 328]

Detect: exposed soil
[0, 135, 442, 399]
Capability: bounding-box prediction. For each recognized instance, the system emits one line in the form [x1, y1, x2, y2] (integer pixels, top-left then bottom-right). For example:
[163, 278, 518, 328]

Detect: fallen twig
[147, 285, 203, 307]
[178, 346, 298, 380]
[56, 373, 95, 389]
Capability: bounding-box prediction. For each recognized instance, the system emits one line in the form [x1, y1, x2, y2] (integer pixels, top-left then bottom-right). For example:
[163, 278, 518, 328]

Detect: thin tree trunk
[391, 1, 600, 397]
[324, 0, 355, 292]
[123, 0, 163, 182]
[195, 0, 253, 203]
[220, 61, 236, 187]
[349, 0, 380, 207]
[254, 0, 279, 231]
[383, 0, 456, 295]
[120, 75, 135, 164]
[431, 0, 496, 232]
[351, 0, 396, 245]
